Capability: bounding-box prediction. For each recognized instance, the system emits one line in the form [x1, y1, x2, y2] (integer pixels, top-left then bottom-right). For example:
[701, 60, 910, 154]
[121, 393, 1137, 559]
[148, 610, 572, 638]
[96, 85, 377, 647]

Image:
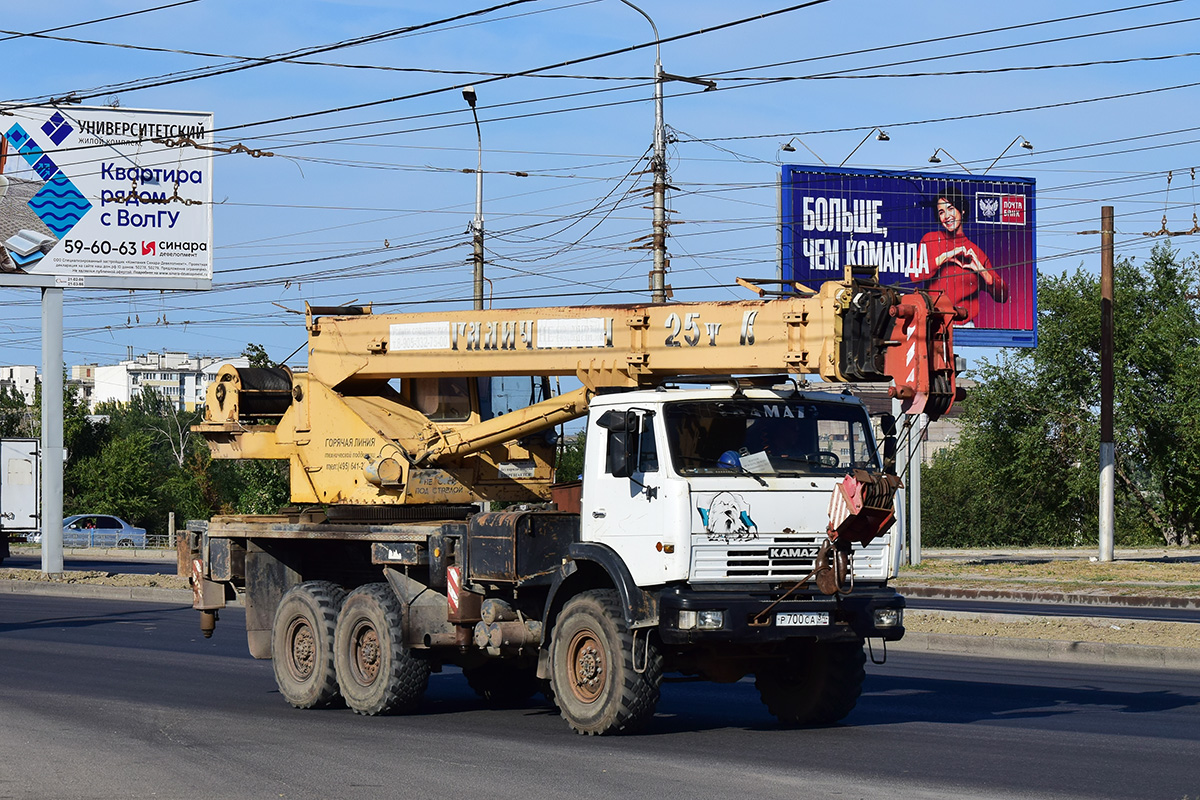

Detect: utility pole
[616, 2, 713, 303]
[1099, 206, 1115, 562]
[463, 86, 484, 310]
[650, 53, 667, 304]
[615, 1, 668, 302]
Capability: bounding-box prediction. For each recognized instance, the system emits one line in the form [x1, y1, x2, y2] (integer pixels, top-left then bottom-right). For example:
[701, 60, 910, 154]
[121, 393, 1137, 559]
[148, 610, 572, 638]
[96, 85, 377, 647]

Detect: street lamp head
[876, 130, 890, 142]
[780, 141, 797, 153]
[462, 86, 477, 108]
[928, 152, 941, 164]
[1021, 137, 1034, 150]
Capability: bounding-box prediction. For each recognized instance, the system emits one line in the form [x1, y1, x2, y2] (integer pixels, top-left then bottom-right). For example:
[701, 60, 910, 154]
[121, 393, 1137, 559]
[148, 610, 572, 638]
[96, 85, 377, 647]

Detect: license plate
[775, 611, 830, 627]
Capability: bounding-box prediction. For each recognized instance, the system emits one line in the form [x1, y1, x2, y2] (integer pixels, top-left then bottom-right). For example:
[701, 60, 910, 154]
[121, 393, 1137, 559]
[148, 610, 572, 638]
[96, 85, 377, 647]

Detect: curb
[1, 578, 191, 605]
[5, 547, 177, 562]
[901, 585, 1200, 610]
[890, 631, 1200, 672]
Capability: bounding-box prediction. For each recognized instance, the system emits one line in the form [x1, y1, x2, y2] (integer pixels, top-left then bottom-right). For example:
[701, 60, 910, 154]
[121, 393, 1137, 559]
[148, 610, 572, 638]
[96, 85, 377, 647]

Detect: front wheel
[549, 589, 662, 735]
[334, 583, 430, 715]
[272, 581, 346, 709]
[755, 640, 866, 726]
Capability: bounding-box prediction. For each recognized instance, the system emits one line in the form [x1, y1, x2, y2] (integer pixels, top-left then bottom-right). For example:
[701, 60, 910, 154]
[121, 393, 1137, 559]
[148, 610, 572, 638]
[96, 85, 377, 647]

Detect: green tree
[924, 243, 1198, 547]
[0, 384, 32, 438]
[210, 459, 290, 514]
[242, 343, 273, 368]
[555, 430, 586, 483]
[70, 431, 159, 526]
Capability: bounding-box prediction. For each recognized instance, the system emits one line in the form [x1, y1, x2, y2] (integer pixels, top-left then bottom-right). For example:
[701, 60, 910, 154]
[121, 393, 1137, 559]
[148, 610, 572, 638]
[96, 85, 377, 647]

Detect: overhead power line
[698, 0, 1187, 78]
[716, 51, 1200, 81]
[9, 0, 836, 140]
[0, 0, 203, 44]
[1, 2, 624, 88]
[679, 79, 1200, 144]
[3, 0, 545, 106]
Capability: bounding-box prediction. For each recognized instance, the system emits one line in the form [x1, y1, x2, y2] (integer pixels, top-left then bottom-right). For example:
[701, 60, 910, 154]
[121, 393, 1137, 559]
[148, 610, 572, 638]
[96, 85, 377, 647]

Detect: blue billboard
[781, 165, 1036, 347]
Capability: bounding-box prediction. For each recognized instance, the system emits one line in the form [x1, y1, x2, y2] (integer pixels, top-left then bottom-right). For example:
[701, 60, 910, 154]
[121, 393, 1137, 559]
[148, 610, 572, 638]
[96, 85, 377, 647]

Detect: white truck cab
[582, 384, 897, 590]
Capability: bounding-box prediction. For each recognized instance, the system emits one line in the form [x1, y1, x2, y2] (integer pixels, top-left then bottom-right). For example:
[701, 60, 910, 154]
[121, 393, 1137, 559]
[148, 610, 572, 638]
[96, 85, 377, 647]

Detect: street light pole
[463, 86, 484, 310]
[618, 0, 667, 303]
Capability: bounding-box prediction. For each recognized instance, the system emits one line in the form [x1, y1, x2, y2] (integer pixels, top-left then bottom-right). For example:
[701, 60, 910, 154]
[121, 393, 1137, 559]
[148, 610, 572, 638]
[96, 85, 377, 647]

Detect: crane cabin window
[408, 377, 473, 422]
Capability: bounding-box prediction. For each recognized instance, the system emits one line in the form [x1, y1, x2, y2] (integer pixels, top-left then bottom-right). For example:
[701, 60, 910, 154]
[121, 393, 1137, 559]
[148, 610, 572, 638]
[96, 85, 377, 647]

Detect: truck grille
[690, 534, 889, 582]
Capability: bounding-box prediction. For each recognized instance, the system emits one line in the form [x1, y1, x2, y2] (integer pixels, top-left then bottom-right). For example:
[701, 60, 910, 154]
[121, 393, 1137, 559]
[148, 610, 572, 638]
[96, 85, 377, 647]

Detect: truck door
[582, 410, 687, 586]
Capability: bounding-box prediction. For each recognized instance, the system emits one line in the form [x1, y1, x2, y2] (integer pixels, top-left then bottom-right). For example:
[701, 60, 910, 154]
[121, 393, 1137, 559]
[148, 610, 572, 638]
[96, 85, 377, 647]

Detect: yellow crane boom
[195, 267, 959, 508]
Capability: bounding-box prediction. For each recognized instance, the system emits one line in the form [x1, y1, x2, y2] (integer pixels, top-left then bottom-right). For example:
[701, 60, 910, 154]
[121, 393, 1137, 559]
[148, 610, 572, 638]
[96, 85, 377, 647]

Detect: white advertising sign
[0, 438, 39, 532]
[0, 105, 213, 290]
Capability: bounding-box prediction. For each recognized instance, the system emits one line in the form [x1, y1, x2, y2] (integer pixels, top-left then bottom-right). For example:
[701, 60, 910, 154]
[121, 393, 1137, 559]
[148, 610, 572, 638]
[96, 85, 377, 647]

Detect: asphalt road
[2, 594, 1197, 800]
[1, 550, 176, 575]
[7, 550, 1195, 622]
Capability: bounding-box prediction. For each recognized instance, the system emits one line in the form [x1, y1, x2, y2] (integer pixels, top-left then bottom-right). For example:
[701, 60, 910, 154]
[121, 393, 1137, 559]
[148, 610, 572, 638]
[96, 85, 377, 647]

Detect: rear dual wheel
[272, 581, 347, 709]
[334, 583, 430, 715]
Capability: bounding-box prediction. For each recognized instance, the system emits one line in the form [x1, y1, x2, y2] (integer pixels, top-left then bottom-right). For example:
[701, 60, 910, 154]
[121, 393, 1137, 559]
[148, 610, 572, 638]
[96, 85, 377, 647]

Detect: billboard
[0, 105, 213, 290]
[781, 165, 1036, 347]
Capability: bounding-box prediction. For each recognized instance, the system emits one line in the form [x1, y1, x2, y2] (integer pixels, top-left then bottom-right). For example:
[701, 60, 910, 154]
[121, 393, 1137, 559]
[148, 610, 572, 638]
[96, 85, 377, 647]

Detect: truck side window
[600, 412, 657, 476]
[639, 416, 659, 473]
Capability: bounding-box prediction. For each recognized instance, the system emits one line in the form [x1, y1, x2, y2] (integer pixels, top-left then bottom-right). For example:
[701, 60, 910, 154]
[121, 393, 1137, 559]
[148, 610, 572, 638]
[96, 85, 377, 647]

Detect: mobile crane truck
[187, 266, 961, 734]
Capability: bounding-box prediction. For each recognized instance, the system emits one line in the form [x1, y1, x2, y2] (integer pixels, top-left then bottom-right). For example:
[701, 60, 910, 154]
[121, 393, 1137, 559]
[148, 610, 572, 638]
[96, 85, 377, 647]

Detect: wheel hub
[567, 629, 605, 703]
[351, 624, 382, 684]
[286, 619, 315, 680]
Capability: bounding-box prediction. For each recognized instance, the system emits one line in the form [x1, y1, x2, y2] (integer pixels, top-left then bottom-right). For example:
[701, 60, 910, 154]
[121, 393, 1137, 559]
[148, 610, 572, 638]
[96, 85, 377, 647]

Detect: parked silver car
[24, 515, 148, 548]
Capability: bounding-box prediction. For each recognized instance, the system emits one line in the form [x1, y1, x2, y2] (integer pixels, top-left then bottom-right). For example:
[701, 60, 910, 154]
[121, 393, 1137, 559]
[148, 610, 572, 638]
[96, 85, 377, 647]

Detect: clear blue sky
[2, 0, 1197, 369]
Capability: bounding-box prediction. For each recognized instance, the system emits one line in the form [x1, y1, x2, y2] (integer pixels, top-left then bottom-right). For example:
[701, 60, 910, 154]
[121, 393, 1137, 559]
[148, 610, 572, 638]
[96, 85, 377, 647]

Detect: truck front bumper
[656, 584, 905, 645]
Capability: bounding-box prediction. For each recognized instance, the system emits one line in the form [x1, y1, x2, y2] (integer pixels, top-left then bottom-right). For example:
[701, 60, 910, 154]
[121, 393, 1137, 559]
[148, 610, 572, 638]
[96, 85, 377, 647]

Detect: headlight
[677, 610, 724, 630]
[873, 608, 902, 627]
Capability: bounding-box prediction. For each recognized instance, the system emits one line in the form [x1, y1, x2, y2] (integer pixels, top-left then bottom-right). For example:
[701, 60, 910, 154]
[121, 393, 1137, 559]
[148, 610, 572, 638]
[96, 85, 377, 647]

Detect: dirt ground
[897, 552, 1200, 598]
[896, 553, 1200, 649]
[0, 566, 189, 590]
[904, 611, 1200, 649]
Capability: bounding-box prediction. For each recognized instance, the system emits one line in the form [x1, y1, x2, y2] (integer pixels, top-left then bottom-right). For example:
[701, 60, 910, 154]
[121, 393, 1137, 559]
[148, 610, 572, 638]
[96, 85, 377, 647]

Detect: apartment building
[90, 352, 249, 412]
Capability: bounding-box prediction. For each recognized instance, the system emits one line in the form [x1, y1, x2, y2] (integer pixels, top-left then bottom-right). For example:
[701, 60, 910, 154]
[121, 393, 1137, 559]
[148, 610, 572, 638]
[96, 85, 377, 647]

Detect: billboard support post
[40, 287, 64, 574]
[909, 413, 924, 566]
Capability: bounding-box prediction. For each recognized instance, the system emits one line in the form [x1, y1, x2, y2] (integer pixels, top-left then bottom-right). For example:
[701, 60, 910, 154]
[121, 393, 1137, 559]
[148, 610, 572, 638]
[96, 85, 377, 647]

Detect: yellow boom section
[195, 270, 959, 508]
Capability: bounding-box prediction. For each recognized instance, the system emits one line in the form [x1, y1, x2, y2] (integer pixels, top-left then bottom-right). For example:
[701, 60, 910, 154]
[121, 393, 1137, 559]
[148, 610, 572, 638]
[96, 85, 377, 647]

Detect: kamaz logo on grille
[769, 546, 819, 560]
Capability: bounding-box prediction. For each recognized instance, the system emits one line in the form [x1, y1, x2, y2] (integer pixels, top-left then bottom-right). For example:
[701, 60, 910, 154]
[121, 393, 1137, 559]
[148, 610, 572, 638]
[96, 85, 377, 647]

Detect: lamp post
[778, 136, 827, 165]
[463, 85, 484, 310]
[615, 0, 667, 302]
[838, 127, 889, 168]
[984, 136, 1033, 174]
[927, 148, 972, 173]
[616, 1, 714, 302]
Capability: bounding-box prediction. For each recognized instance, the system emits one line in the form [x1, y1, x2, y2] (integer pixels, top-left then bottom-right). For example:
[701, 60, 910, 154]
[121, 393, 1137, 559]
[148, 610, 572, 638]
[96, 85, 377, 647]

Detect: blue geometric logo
[4, 121, 91, 240]
[40, 112, 74, 146]
[29, 173, 91, 238]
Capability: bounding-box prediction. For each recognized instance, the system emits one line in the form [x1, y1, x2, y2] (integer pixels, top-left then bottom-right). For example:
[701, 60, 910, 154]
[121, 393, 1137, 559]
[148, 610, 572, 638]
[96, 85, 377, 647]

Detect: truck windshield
[663, 399, 877, 476]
